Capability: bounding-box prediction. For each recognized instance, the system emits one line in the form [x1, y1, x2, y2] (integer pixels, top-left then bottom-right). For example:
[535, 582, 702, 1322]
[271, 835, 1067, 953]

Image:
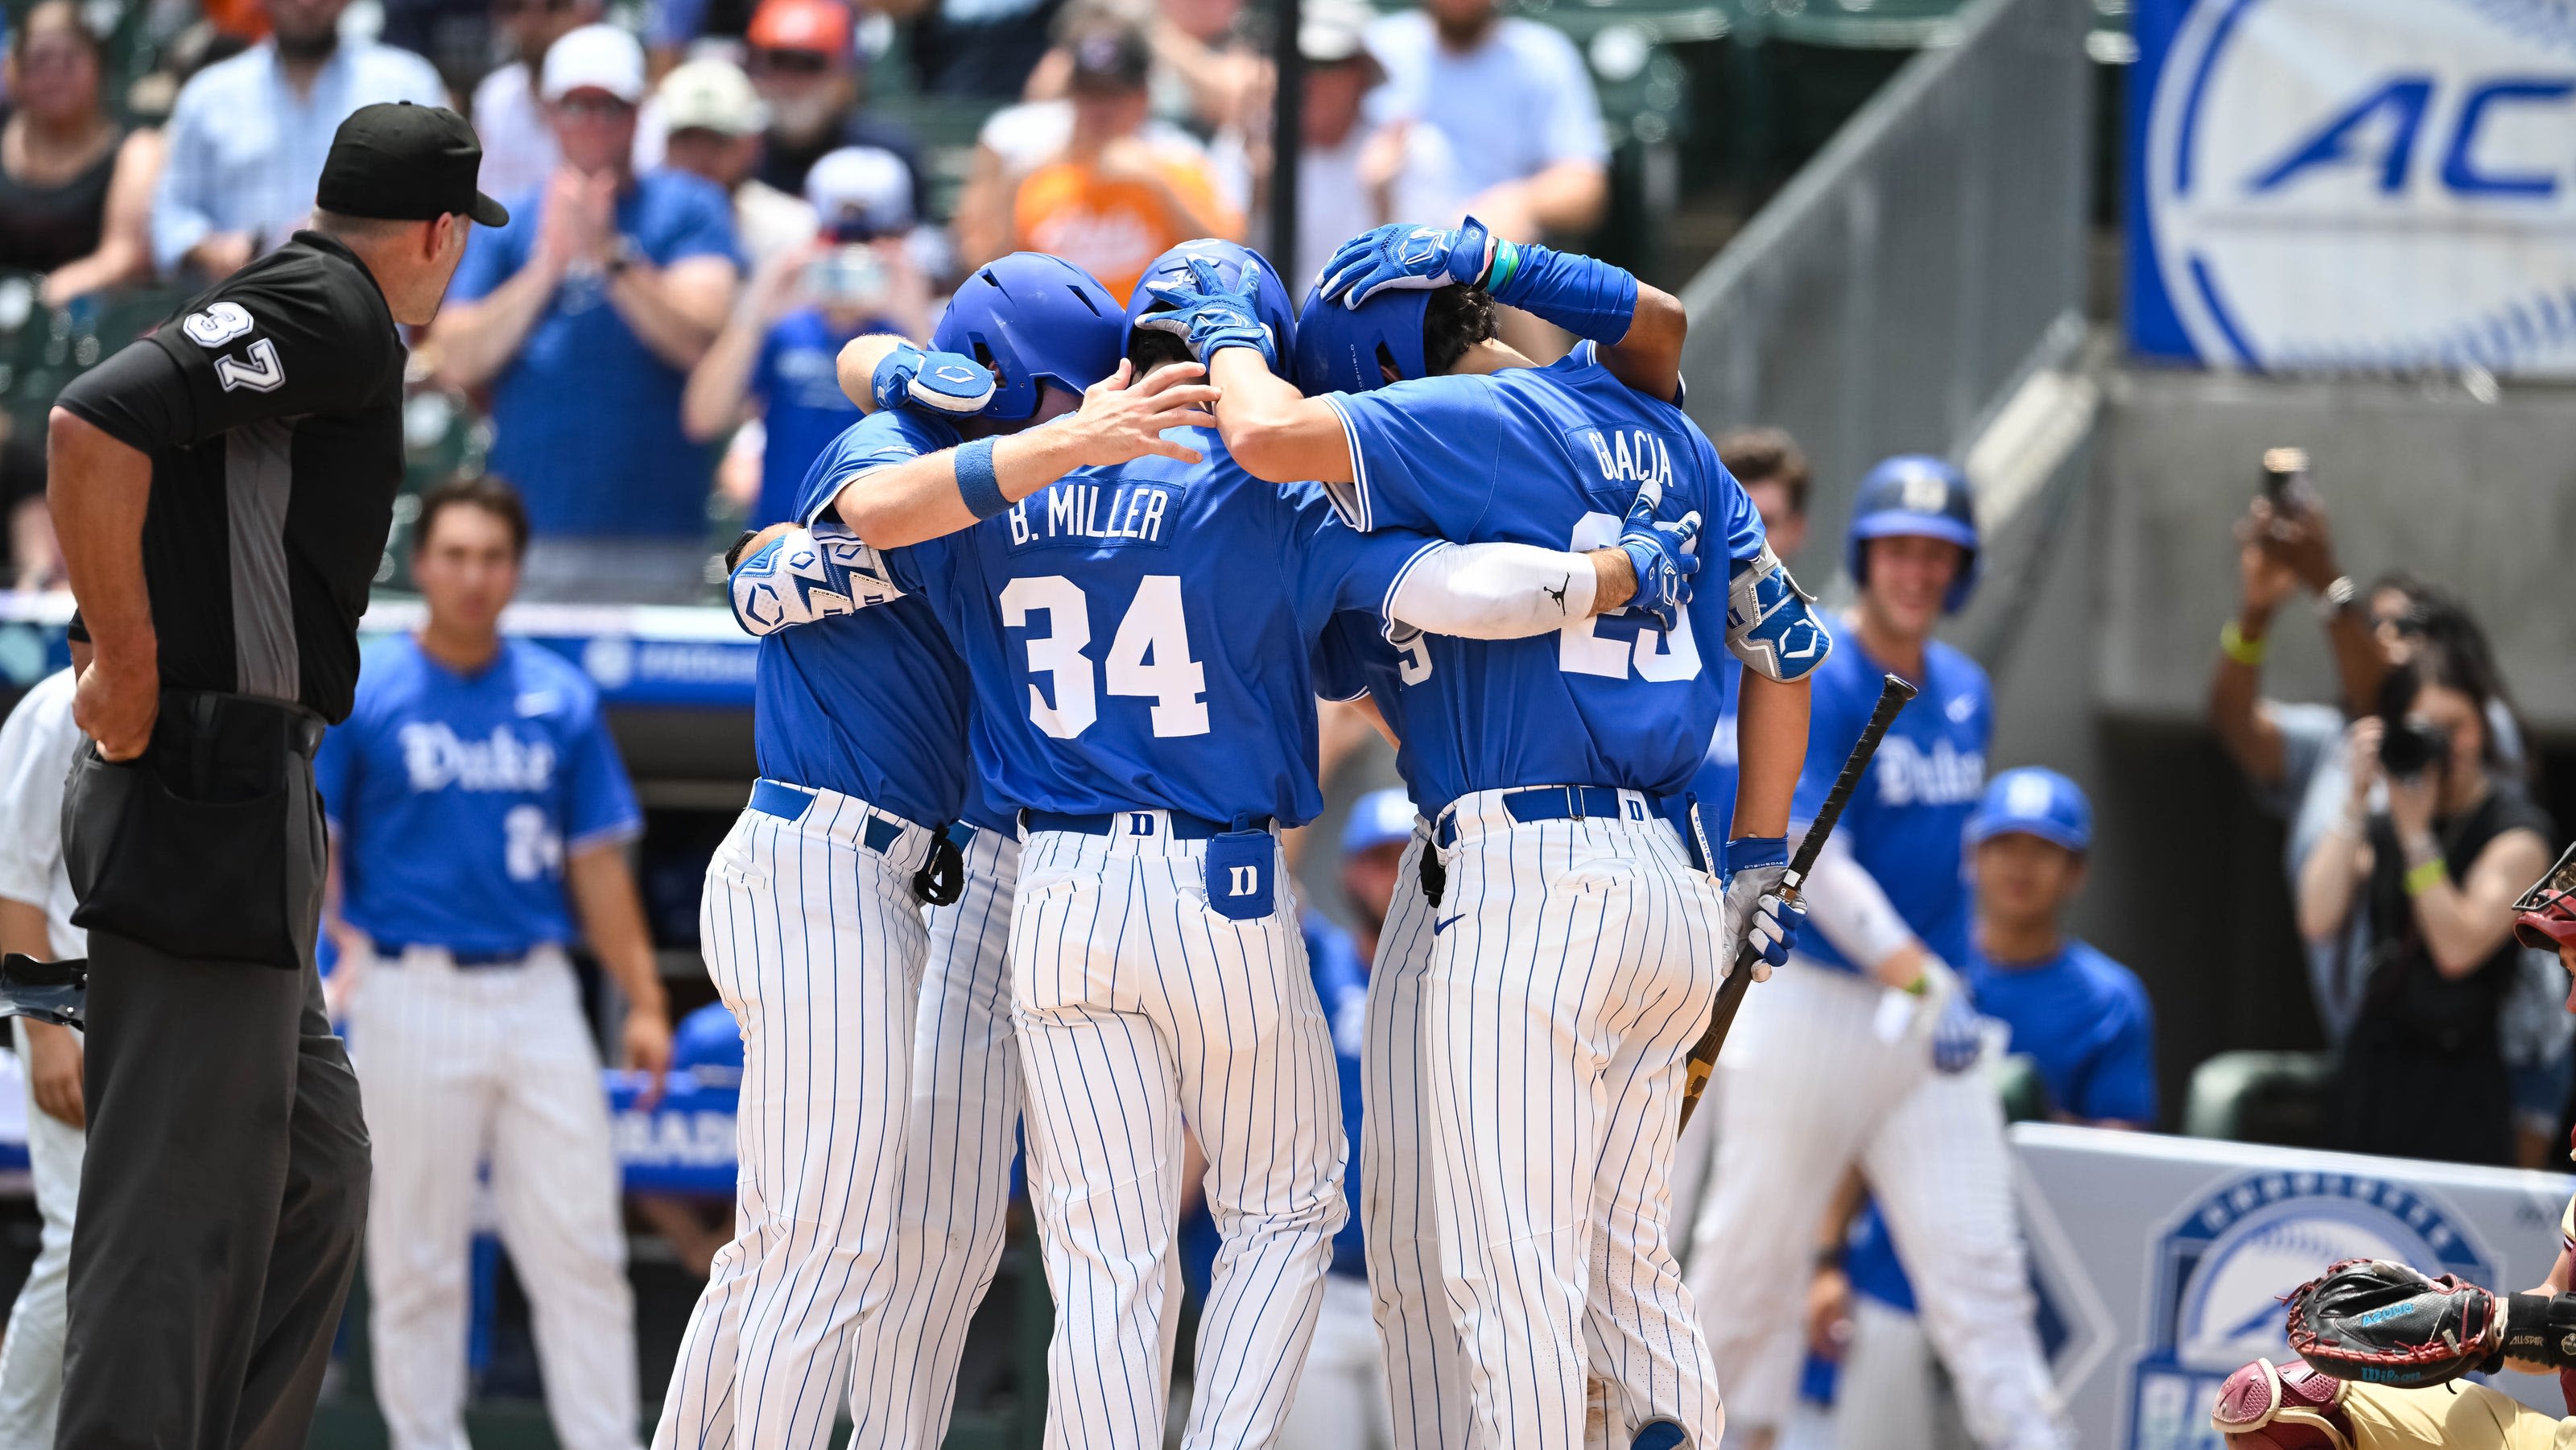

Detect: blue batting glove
[1317, 217, 1497, 308]
[1721, 839, 1798, 982]
[872, 342, 997, 416]
[1615, 478, 1701, 633]
[1931, 990, 1985, 1074]
[1139, 257, 1278, 367]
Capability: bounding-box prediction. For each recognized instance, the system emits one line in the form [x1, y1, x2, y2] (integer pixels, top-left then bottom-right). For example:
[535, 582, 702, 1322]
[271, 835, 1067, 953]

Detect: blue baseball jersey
[1321, 341, 1765, 812]
[1313, 610, 1428, 810]
[756, 410, 989, 831]
[1964, 940, 2157, 1124]
[316, 636, 642, 955]
[1844, 1200, 1918, 1314]
[1794, 633, 1991, 973]
[747, 307, 881, 529]
[877, 431, 1439, 828]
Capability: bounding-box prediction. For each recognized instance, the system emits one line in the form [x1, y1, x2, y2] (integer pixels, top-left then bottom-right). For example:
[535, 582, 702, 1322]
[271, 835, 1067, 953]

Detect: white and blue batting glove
[1139, 257, 1277, 367]
[1616, 478, 1701, 633]
[872, 342, 997, 416]
[729, 525, 903, 637]
[1722, 837, 1798, 982]
[1317, 217, 1496, 308]
[1930, 986, 1986, 1074]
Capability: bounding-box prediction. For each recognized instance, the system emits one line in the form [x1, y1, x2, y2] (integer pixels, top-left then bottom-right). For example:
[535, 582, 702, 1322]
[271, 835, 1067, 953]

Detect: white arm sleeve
[1798, 832, 1920, 972]
[729, 522, 908, 638]
[1385, 541, 1597, 640]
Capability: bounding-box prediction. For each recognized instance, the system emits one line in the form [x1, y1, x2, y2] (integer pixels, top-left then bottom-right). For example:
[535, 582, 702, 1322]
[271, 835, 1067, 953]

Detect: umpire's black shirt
[56, 231, 405, 725]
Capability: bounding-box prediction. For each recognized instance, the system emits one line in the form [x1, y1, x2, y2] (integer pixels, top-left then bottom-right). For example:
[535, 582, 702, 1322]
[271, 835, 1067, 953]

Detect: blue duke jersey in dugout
[877, 428, 1443, 828]
[762, 408, 993, 832]
[315, 636, 642, 955]
[1794, 632, 1992, 973]
[1321, 341, 1765, 811]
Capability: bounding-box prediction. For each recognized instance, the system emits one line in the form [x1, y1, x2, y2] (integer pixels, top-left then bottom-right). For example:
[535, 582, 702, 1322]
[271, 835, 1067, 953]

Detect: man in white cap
[431, 22, 743, 602]
[654, 56, 816, 271]
[471, 0, 608, 203]
[681, 145, 932, 528]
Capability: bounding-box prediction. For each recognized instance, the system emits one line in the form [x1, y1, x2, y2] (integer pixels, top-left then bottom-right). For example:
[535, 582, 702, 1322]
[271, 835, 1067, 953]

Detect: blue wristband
[954, 436, 1006, 520]
[1482, 242, 1640, 344]
[1724, 835, 1788, 876]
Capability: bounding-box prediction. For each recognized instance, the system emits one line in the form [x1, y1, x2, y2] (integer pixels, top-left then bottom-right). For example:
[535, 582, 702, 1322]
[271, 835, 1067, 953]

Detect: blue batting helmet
[1845, 455, 1980, 613]
[1129, 239, 1300, 386]
[1964, 767, 2091, 853]
[931, 253, 1125, 421]
[1293, 284, 1432, 395]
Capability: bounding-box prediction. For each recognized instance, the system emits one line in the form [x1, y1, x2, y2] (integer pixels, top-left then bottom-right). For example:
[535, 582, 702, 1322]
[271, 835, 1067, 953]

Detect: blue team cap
[1293, 283, 1430, 395]
[1964, 767, 2091, 853]
[1340, 787, 1416, 857]
[671, 1000, 746, 1075]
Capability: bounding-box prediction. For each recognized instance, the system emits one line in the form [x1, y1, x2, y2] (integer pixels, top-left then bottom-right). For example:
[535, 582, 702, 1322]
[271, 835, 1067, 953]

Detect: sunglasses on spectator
[555, 93, 637, 118]
[753, 48, 833, 75]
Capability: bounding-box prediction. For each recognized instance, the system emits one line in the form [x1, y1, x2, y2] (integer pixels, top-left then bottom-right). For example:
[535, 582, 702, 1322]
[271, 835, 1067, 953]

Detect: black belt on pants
[1022, 809, 1274, 841]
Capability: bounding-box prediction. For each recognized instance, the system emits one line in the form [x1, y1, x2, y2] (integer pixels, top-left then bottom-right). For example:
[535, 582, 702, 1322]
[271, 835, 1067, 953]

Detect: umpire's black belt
[1021, 809, 1274, 841]
[749, 779, 907, 855]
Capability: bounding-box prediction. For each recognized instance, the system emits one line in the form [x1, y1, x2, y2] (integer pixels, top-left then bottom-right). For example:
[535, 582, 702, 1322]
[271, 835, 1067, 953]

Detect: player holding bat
[1686, 456, 2073, 1450]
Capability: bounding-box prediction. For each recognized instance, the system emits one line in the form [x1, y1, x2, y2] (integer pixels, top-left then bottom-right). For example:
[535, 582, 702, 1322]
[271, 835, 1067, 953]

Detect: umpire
[43, 102, 505, 1447]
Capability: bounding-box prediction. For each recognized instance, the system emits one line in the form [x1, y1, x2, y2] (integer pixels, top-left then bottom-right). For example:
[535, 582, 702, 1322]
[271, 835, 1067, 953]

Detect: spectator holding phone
[681, 145, 931, 527]
[2300, 647, 2556, 1167]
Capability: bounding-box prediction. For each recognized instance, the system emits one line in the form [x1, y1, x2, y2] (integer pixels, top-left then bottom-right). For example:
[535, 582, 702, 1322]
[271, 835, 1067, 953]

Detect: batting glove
[871, 341, 997, 416]
[1722, 837, 1799, 983]
[1930, 983, 1986, 1074]
[1317, 216, 1496, 308]
[1616, 478, 1702, 633]
[1138, 257, 1278, 367]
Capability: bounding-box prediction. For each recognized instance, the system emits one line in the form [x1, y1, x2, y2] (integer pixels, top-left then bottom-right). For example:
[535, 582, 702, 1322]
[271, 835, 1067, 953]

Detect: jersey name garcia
[1319, 342, 1767, 811]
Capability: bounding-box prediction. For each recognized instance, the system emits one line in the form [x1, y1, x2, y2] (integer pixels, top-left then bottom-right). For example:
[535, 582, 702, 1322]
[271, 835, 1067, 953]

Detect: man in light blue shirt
[1364, 0, 1608, 242]
[151, 0, 447, 278]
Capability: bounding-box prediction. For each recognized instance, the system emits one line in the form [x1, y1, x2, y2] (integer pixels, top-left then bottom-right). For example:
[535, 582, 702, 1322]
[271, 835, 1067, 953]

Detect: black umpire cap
[316, 101, 511, 228]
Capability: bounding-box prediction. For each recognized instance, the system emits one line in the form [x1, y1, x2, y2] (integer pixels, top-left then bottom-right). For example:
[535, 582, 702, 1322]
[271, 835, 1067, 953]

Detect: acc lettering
[2252, 73, 2576, 199]
[1871, 737, 1984, 808]
[1228, 865, 1259, 897]
[398, 721, 559, 793]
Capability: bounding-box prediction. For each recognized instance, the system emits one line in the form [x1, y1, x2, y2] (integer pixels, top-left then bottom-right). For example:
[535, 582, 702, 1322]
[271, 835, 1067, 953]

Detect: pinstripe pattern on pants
[1685, 958, 2067, 1450]
[1009, 816, 1344, 1450]
[1363, 824, 1475, 1450]
[655, 787, 934, 1450]
[353, 944, 639, 1450]
[1424, 789, 1728, 1450]
[847, 828, 1024, 1448]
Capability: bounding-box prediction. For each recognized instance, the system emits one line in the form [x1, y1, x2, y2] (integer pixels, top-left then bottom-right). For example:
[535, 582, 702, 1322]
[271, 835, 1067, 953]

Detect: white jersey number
[1002, 573, 1211, 741]
[1558, 510, 1702, 683]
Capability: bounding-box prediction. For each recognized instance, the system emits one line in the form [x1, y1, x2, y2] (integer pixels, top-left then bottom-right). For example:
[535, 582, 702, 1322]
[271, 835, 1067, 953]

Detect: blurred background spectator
[470, 0, 605, 204]
[683, 144, 931, 528]
[650, 56, 815, 271]
[744, 0, 924, 200]
[429, 23, 741, 602]
[1005, 19, 1238, 300]
[1364, 0, 1604, 246]
[151, 0, 447, 280]
[877, 0, 1057, 99]
[2301, 647, 2555, 1167]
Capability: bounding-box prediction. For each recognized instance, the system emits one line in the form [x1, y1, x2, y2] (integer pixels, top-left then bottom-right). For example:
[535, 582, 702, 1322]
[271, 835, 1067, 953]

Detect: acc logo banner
[2130, 0, 2576, 375]
[2124, 1168, 2496, 1450]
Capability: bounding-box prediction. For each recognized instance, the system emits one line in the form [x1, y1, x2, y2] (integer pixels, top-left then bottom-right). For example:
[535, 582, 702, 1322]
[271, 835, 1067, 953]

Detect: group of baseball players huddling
[670, 200, 2121, 1450]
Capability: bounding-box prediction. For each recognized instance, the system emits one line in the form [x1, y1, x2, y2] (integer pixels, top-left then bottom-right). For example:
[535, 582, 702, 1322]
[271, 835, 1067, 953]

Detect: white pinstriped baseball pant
[656, 786, 934, 1450]
[1420, 790, 1729, 1450]
[1010, 814, 1344, 1450]
[846, 827, 1023, 1448]
[1686, 957, 2067, 1450]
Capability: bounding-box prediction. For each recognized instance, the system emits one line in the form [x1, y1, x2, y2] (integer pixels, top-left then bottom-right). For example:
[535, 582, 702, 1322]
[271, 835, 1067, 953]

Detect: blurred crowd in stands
[0, 0, 1616, 597]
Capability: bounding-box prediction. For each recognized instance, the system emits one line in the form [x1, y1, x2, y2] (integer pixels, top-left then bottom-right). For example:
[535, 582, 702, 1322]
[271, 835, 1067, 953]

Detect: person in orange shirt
[1011, 20, 1241, 301]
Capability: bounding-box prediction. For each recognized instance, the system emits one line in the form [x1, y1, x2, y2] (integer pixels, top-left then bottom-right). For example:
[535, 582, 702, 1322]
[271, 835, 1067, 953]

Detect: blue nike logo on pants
[1434, 915, 1463, 934]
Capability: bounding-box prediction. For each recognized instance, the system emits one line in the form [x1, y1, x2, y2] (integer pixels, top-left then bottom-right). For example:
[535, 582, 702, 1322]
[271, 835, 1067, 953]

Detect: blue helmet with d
[1845, 455, 1980, 613]
[1129, 239, 1299, 385]
[932, 253, 1125, 421]
[1293, 285, 1432, 395]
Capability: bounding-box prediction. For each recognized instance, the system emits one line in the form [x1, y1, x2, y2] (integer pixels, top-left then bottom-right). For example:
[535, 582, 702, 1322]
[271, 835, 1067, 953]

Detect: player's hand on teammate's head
[1060, 357, 1224, 469]
[872, 341, 999, 418]
[1317, 216, 1496, 308]
[1138, 258, 1279, 369]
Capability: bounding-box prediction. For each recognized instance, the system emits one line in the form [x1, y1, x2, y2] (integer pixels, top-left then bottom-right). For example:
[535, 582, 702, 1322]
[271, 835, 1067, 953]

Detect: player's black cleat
[0, 953, 86, 1030]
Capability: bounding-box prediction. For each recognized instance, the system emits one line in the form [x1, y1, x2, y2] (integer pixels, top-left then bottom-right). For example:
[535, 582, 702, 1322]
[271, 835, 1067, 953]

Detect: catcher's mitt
[2283, 1258, 2504, 1389]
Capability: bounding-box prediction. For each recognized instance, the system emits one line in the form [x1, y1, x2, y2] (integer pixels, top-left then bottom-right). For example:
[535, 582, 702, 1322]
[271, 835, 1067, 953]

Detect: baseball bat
[1677, 672, 1918, 1130]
